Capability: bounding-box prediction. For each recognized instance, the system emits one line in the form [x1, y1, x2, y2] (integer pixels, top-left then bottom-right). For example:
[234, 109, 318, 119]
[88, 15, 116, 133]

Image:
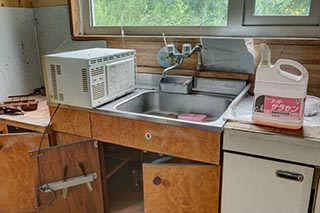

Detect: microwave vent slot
[91, 67, 104, 76]
[59, 93, 64, 101]
[56, 65, 62, 75]
[92, 83, 105, 100]
[81, 68, 89, 92]
[50, 64, 58, 100]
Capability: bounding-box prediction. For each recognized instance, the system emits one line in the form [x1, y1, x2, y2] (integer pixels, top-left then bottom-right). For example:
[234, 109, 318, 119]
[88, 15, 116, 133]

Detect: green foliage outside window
[254, 0, 311, 16]
[92, 0, 228, 26]
[91, 0, 312, 27]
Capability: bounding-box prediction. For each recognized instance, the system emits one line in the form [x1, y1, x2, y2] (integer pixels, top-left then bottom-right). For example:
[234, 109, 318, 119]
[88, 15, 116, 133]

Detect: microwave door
[105, 58, 135, 96]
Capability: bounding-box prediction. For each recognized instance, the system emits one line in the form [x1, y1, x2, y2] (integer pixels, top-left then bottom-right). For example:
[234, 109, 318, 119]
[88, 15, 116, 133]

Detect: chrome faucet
[161, 58, 183, 79]
[161, 43, 203, 79]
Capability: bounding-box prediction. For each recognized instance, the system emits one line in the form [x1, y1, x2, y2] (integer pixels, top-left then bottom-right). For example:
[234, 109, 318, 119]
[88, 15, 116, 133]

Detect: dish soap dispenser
[252, 44, 309, 130]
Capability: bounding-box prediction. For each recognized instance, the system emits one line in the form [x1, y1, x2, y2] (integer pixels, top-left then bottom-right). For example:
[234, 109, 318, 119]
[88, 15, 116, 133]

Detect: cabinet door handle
[153, 176, 161, 185]
[275, 170, 304, 182]
[145, 132, 152, 140]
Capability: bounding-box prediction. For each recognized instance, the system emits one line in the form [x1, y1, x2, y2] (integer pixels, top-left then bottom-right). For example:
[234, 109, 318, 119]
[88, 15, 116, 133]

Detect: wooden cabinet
[0, 133, 49, 212]
[43, 109, 222, 212]
[91, 113, 221, 164]
[221, 152, 314, 213]
[143, 163, 220, 213]
[90, 113, 222, 212]
[29, 140, 104, 213]
[49, 106, 92, 138]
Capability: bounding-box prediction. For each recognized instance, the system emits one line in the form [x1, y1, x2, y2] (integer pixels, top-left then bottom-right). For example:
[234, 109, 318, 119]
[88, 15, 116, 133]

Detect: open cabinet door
[143, 163, 220, 213]
[29, 140, 104, 213]
[0, 133, 49, 212]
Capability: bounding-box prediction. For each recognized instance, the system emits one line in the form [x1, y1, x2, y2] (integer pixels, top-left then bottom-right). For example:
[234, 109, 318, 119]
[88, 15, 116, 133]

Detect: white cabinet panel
[221, 152, 314, 213]
[314, 178, 320, 213]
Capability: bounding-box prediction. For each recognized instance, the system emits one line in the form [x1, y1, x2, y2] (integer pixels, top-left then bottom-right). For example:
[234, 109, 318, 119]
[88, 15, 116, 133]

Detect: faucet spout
[160, 43, 202, 80]
[161, 59, 183, 79]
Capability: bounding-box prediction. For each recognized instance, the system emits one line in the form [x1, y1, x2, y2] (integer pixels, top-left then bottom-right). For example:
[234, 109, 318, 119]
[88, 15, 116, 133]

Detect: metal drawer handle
[275, 170, 304, 182]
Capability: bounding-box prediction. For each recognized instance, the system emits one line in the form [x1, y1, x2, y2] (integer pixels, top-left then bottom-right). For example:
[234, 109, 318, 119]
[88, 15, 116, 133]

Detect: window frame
[73, 0, 320, 38]
[243, 0, 320, 26]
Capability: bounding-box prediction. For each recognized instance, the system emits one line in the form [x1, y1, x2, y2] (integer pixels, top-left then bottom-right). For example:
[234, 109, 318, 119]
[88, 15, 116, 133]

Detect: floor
[109, 181, 144, 213]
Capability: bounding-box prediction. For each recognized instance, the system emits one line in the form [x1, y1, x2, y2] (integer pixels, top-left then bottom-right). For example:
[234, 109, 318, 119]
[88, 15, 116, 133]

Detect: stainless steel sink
[115, 91, 232, 122]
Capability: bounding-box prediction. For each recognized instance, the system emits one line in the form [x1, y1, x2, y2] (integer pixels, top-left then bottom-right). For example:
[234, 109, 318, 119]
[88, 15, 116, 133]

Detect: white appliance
[43, 48, 136, 108]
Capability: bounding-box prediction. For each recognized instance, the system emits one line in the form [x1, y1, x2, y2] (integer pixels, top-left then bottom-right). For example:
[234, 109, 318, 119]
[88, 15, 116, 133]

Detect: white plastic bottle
[252, 44, 309, 130]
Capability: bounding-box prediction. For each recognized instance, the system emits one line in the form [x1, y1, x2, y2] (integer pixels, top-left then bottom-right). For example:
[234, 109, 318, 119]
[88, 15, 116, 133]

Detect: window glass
[254, 0, 312, 16]
[91, 0, 229, 27]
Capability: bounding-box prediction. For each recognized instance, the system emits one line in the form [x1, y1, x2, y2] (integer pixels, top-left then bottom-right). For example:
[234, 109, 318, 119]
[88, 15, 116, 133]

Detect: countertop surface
[4, 92, 318, 141]
[0, 95, 50, 129]
[224, 95, 320, 141]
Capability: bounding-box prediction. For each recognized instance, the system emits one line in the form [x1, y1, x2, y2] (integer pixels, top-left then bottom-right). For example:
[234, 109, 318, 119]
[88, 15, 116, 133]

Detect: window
[91, 0, 229, 27]
[244, 0, 320, 26]
[75, 0, 320, 37]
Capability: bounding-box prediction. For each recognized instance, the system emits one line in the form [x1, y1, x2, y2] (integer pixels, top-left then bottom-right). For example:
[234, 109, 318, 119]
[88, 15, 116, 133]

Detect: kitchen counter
[225, 94, 320, 141]
[0, 95, 50, 132]
[223, 94, 320, 167]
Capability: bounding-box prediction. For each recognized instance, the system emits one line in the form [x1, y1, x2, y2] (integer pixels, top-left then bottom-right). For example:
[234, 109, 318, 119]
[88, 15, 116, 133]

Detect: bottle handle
[275, 59, 308, 82]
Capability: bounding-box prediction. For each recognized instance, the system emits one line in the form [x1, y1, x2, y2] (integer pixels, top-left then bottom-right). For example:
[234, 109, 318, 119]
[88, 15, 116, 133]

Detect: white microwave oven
[43, 48, 136, 108]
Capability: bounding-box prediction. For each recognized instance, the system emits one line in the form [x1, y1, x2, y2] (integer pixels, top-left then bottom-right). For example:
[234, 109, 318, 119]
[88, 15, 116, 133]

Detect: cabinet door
[221, 152, 314, 213]
[313, 174, 320, 213]
[29, 140, 104, 213]
[143, 164, 220, 213]
[0, 133, 49, 212]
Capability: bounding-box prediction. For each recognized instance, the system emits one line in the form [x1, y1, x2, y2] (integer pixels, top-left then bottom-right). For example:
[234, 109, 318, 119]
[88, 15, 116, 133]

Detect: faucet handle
[166, 43, 175, 54]
[182, 43, 192, 54]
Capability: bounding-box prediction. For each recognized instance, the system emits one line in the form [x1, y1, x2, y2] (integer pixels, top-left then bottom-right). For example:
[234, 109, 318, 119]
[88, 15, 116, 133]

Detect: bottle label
[253, 95, 303, 119]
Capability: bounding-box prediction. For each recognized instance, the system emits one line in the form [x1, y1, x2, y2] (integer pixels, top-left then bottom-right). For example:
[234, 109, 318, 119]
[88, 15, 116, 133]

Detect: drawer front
[143, 164, 220, 213]
[221, 152, 314, 213]
[224, 128, 320, 166]
[91, 113, 220, 164]
[49, 106, 92, 138]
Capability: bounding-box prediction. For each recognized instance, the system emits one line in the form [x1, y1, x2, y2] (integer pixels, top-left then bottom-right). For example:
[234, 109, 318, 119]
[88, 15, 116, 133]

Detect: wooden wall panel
[252, 40, 320, 96]
[107, 38, 320, 97]
[0, 133, 49, 212]
[32, 0, 68, 7]
[0, 0, 32, 8]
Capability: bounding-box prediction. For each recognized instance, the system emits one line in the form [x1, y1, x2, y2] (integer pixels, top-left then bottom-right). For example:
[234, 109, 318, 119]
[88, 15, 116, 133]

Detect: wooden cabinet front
[49, 106, 92, 138]
[143, 164, 220, 213]
[91, 113, 221, 164]
[0, 133, 49, 212]
[29, 140, 104, 213]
